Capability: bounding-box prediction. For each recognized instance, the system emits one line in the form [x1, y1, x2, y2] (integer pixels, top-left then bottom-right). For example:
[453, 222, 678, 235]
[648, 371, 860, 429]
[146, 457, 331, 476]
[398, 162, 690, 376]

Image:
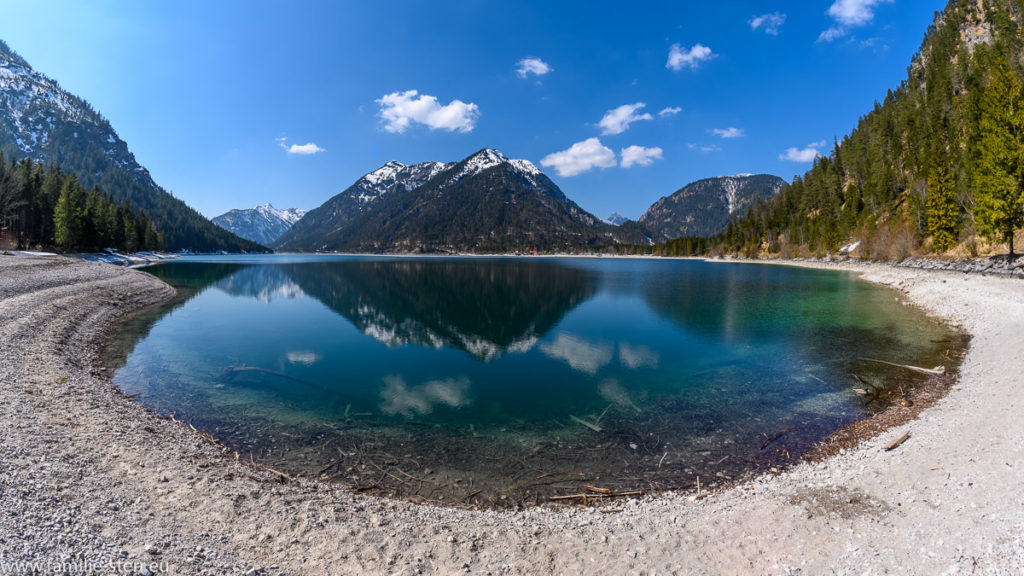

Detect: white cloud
[749, 12, 786, 35]
[540, 333, 613, 374]
[620, 145, 663, 168]
[828, 0, 891, 26]
[819, 0, 892, 42]
[540, 137, 617, 177]
[376, 90, 480, 133]
[276, 137, 325, 155]
[700, 144, 721, 152]
[598, 102, 653, 135]
[516, 57, 552, 79]
[779, 140, 827, 162]
[818, 27, 847, 42]
[713, 127, 745, 139]
[287, 143, 326, 155]
[666, 43, 714, 71]
[658, 106, 682, 118]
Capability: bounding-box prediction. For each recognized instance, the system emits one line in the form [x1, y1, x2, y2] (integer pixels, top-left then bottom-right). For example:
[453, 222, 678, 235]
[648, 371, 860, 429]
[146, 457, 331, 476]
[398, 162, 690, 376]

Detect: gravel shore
[1, 253, 1021, 575]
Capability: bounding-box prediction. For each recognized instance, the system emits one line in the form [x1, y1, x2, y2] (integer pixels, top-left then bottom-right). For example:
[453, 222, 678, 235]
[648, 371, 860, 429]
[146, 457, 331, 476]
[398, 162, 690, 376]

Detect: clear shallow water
[107, 255, 964, 506]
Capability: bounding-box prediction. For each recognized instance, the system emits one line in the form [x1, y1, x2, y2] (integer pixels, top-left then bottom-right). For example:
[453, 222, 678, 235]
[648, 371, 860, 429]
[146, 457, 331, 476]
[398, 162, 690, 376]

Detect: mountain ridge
[0, 38, 263, 252]
[640, 174, 787, 240]
[274, 148, 648, 253]
[212, 203, 306, 246]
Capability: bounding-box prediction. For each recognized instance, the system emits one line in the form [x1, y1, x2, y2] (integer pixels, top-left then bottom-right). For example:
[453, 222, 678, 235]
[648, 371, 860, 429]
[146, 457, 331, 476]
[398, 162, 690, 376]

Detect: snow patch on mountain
[356, 160, 452, 204]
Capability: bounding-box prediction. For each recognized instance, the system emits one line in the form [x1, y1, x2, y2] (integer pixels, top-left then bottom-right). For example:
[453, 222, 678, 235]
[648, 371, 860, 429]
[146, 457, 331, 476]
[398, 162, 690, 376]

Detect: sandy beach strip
[0, 253, 1021, 575]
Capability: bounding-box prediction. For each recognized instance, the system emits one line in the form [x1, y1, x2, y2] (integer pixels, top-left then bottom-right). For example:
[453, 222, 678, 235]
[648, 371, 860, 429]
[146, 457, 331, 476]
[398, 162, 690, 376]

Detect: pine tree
[0, 154, 24, 243]
[926, 152, 960, 252]
[974, 56, 1024, 256]
[54, 174, 84, 250]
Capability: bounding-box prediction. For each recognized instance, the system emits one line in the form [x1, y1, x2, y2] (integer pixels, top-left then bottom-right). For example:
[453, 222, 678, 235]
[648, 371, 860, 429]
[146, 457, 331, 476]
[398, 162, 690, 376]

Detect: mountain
[212, 203, 306, 246]
[274, 160, 452, 251]
[605, 212, 629, 226]
[0, 39, 263, 252]
[716, 0, 1024, 259]
[275, 148, 645, 253]
[639, 174, 787, 240]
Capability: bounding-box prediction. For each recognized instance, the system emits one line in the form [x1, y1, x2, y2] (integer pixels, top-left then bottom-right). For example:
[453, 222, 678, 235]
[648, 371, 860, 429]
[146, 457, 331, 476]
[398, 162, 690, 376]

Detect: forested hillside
[713, 0, 1024, 260]
[0, 40, 264, 253]
[0, 155, 166, 252]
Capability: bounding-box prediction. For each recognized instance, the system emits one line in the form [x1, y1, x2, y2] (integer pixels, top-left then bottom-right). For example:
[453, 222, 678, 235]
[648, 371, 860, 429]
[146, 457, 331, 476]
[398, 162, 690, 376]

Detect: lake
[105, 255, 965, 507]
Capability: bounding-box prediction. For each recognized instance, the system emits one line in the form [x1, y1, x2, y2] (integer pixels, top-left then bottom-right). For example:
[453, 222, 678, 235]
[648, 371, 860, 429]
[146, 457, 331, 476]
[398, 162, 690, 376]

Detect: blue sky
[0, 0, 943, 220]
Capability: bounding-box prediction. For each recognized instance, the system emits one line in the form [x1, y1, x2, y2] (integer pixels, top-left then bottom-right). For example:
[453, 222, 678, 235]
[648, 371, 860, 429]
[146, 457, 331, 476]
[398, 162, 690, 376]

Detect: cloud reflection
[379, 375, 471, 417]
[618, 342, 659, 369]
[598, 378, 642, 413]
[540, 333, 613, 374]
[286, 351, 322, 366]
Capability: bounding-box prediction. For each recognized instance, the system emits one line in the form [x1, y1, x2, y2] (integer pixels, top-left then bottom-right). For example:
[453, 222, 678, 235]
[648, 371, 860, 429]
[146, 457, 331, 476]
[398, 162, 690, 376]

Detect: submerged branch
[859, 357, 946, 376]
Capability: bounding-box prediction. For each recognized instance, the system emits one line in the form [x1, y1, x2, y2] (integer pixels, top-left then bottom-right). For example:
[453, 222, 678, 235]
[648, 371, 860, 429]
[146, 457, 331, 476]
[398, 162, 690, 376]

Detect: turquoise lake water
[107, 255, 963, 506]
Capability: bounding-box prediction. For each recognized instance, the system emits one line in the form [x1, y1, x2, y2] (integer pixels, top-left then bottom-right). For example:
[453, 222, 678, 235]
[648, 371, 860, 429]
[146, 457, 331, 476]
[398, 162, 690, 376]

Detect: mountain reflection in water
[108, 256, 965, 508]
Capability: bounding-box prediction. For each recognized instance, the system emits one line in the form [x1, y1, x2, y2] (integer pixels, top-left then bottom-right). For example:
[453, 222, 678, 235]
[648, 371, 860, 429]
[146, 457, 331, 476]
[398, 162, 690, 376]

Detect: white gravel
[1, 253, 1021, 575]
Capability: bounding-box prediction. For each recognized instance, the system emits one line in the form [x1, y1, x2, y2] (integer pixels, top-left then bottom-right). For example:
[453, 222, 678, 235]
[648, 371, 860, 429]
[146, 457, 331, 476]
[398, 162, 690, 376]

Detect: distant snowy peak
[212, 203, 307, 246]
[604, 212, 629, 226]
[254, 202, 306, 226]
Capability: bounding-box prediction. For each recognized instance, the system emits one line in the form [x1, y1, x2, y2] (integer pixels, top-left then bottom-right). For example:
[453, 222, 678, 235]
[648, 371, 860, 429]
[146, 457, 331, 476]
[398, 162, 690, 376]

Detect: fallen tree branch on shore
[884, 431, 910, 451]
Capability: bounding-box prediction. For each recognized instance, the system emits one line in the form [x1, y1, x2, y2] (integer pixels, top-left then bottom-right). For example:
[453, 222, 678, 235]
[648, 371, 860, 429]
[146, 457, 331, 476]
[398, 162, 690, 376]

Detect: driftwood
[569, 414, 603, 432]
[222, 365, 313, 385]
[251, 463, 293, 482]
[884, 431, 910, 451]
[690, 476, 705, 501]
[860, 357, 946, 376]
[549, 490, 644, 501]
[584, 485, 611, 494]
[759, 428, 793, 450]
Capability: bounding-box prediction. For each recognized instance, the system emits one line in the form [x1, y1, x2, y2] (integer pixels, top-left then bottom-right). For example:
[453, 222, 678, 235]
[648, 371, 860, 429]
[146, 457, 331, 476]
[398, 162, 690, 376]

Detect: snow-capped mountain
[639, 174, 787, 240]
[0, 39, 259, 252]
[275, 148, 647, 253]
[605, 212, 629, 226]
[212, 203, 307, 246]
[357, 160, 453, 204]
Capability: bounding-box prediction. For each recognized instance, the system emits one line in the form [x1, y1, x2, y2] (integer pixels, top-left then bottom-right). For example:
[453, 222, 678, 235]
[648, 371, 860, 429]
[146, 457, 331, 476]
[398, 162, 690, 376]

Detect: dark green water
[107, 255, 964, 507]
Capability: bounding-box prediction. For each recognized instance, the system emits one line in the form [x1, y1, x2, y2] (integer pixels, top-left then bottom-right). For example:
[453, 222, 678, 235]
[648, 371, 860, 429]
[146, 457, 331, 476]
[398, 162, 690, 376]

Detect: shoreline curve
[1, 253, 1020, 574]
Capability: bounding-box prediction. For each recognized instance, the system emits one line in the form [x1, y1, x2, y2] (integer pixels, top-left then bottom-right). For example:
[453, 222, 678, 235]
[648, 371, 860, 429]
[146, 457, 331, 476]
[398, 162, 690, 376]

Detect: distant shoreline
[1, 252, 1021, 573]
